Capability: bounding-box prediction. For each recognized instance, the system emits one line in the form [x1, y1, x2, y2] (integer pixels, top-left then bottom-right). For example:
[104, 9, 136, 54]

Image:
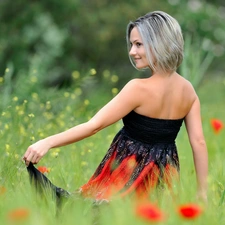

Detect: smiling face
[127, 11, 184, 73]
[129, 27, 149, 70]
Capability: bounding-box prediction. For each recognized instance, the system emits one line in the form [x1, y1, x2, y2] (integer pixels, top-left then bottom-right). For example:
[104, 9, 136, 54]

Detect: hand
[23, 139, 51, 166]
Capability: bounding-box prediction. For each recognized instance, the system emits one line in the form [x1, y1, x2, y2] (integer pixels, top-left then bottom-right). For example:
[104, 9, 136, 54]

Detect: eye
[136, 42, 142, 47]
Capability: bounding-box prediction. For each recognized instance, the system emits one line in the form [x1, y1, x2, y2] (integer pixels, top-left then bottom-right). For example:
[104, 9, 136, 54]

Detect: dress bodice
[122, 111, 184, 144]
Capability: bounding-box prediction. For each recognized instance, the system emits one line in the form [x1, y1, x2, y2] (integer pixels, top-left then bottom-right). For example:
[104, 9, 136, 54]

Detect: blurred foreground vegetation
[0, 0, 224, 92]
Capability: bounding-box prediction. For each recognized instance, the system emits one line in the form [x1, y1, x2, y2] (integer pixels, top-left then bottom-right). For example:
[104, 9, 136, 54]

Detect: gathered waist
[121, 127, 176, 145]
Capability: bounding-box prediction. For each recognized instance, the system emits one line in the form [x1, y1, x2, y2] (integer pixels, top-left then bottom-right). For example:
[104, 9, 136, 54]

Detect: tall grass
[0, 67, 224, 224]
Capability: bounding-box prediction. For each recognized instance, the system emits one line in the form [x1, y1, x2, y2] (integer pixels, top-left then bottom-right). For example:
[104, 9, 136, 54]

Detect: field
[0, 72, 224, 225]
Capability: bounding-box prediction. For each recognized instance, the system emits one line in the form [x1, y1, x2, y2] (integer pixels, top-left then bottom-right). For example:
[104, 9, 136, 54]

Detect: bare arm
[23, 79, 141, 165]
[184, 97, 208, 200]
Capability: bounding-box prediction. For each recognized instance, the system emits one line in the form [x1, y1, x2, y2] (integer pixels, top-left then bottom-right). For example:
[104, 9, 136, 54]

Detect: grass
[0, 74, 224, 225]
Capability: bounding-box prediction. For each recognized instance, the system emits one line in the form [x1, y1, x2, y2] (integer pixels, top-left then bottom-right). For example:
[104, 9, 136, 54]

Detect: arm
[23, 79, 141, 165]
[184, 96, 208, 201]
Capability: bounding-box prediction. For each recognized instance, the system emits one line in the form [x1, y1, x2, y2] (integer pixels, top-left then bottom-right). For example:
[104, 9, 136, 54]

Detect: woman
[23, 11, 208, 202]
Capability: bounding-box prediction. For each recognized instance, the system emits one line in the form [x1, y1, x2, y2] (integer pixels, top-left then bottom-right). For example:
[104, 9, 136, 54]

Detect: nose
[129, 45, 136, 56]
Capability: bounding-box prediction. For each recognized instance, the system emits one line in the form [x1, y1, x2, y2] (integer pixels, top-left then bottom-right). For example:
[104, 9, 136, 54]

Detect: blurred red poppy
[210, 119, 223, 134]
[136, 203, 165, 222]
[0, 186, 6, 195]
[37, 166, 49, 174]
[178, 203, 202, 219]
[8, 208, 30, 221]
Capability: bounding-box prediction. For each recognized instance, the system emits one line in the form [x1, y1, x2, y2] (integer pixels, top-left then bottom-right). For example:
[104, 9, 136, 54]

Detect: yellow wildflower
[112, 88, 119, 95]
[72, 71, 80, 79]
[46, 101, 51, 110]
[18, 110, 24, 116]
[13, 96, 18, 102]
[81, 161, 88, 166]
[103, 70, 110, 78]
[74, 88, 82, 96]
[90, 68, 97, 75]
[32, 93, 39, 100]
[111, 75, 119, 83]
[84, 99, 90, 106]
[64, 92, 70, 98]
[19, 126, 26, 136]
[30, 136, 35, 141]
[5, 144, 10, 151]
[30, 76, 37, 83]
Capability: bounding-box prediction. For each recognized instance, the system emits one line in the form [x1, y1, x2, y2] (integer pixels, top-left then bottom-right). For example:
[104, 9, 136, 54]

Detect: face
[129, 27, 149, 69]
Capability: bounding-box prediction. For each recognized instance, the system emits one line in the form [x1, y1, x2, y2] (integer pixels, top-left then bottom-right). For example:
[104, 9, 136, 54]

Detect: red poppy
[178, 203, 202, 219]
[37, 166, 50, 174]
[0, 186, 6, 195]
[136, 203, 166, 222]
[210, 119, 223, 134]
[8, 208, 30, 221]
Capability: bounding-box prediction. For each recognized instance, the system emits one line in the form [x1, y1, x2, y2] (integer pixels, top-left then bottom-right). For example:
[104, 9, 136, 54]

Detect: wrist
[43, 137, 54, 149]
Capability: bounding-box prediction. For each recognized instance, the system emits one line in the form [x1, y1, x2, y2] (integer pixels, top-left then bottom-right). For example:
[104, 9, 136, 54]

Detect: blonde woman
[23, 11, 208, 202]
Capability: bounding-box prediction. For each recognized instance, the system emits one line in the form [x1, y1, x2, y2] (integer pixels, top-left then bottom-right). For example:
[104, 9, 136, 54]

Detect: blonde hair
[126, 11, 184, 73]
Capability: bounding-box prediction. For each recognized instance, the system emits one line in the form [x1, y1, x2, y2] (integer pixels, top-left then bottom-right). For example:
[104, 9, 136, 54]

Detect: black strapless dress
[80, 111, 184, 200]
[27, 111, 184, 202]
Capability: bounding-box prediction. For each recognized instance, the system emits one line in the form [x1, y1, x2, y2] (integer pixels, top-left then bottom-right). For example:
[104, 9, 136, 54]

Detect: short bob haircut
[126, 11, 184, 73]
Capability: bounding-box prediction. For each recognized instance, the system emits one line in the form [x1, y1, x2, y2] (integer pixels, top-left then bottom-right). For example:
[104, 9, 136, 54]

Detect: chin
[136, 65, 147, 70]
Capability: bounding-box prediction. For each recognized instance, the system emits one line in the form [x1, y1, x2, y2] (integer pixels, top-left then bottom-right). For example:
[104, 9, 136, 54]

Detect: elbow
[197, 140, 207, 151]
[87, 119, 104, 135]
[194, 138, 206, 146]
[199, 138, 207, 147]
[190, 136, 207, 151]
[92, 127, 101, 135]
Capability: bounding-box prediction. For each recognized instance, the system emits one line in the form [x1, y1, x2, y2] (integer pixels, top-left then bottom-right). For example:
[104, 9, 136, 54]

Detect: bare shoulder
[117, 78, 145, 101]
[126, 78, 145, 86]
[124, 78, 147, 91]
[177, 74, 193, 86]
[177, 75, 197, 97]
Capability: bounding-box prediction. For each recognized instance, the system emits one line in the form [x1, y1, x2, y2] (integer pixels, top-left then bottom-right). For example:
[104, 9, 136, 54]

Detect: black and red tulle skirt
[79, 128, 180, 201]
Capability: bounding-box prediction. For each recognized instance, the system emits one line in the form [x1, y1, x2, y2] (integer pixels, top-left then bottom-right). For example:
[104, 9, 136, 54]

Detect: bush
[0, 0, 223, 89]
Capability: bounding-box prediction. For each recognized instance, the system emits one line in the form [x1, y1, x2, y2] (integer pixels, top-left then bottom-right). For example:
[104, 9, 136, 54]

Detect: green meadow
[0, 68, 224, 225]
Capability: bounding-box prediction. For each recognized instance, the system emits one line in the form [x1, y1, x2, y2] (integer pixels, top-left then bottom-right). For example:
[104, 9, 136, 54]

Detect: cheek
[141, 48, 147, 57]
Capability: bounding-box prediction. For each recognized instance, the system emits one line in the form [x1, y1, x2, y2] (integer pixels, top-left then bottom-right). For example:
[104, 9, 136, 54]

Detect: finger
[25, 151, 35, 165]
[23, 157, 30, 166]
[25, 160, 30, 167]
[23, 157, 30, 167]
[23, 148, 31, 160]
[31, 154, 39, 164]
[33, 156, 42, 164]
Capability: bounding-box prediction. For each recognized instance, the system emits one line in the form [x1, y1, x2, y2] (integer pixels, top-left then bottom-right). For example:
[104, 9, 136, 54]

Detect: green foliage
[2, 64, 14, 108]
[176, 1, 225, 69]
[180, 35, 214, 88]
[0, 0, 224, 89]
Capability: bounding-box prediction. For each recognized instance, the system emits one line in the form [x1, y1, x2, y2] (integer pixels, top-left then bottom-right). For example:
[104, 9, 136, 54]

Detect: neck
[151, 69, 176, 77]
